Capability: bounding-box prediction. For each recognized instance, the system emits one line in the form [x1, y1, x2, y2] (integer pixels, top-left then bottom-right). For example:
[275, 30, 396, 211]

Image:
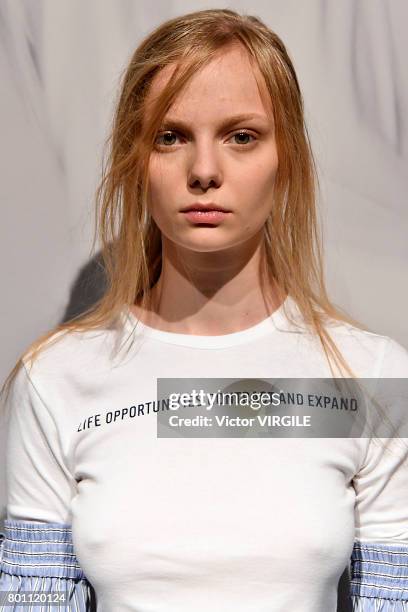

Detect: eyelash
[154, 129, 257, 148]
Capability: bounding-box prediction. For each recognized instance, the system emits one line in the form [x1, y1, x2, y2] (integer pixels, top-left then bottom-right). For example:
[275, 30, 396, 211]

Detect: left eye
[230, 131, 256, 145]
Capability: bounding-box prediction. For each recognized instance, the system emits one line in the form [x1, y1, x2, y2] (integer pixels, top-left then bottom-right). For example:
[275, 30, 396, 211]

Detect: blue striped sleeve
[0, 519, 95, 611]
[350, 540, 408, 610]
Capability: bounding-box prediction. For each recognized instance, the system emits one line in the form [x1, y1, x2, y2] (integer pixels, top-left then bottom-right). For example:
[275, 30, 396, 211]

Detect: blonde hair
[2, 8, 373, 405]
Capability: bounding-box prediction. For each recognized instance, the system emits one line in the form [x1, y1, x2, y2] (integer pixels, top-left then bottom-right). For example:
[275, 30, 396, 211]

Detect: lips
[181, 209, 231, 224]
[181, 203, 231, 212]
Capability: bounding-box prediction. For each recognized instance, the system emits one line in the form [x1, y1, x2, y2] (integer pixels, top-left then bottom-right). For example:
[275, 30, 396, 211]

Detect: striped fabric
[0, 519, 94, 611]
[2, 525, 408, 610]
[350, 539, 408, 610]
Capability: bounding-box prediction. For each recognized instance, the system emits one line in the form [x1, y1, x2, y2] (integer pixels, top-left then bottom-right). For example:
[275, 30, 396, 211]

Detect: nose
[187, 140, 222, 191]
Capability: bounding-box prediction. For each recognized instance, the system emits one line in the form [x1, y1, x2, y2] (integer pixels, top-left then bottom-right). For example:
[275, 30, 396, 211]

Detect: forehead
[145, 44, 273, 123]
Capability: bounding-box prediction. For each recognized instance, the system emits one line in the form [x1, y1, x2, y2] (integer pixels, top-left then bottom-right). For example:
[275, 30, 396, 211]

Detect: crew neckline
[123, 295, 294, 348]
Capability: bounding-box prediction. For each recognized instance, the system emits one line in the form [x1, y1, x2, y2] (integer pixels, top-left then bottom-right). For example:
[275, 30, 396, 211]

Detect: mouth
[181, 208, 231, 224]
[180, 203, 231, 213]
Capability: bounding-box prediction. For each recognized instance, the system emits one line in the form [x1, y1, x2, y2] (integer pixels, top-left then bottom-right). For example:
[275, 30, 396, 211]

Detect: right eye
[154, 130, 183, 147]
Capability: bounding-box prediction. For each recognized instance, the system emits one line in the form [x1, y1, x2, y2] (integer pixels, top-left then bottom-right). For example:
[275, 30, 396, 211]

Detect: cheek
[147, 160, 175, 216]
[234, 158, 277, 211]
[148, 159, 166, 196]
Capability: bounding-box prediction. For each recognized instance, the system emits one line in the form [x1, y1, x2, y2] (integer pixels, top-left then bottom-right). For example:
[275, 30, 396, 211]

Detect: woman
[1, 8, 407, 611]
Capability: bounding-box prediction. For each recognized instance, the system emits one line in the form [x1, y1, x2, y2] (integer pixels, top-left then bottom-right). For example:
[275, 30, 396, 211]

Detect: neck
[131, 231, 285, 335]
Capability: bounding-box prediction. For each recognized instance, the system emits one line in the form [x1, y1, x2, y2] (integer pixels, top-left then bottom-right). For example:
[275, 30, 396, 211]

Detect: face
[145, 43, 278, 255]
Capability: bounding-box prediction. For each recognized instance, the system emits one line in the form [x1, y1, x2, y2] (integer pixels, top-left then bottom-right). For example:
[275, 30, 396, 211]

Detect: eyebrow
[160, 113, 271, 132]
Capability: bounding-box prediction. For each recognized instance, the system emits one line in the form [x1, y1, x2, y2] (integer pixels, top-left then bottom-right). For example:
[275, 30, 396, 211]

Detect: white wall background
[0, 2, 407, 604]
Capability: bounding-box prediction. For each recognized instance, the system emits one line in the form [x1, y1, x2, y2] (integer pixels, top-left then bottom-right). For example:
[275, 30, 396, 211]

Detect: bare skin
[131, 43, 285, 335]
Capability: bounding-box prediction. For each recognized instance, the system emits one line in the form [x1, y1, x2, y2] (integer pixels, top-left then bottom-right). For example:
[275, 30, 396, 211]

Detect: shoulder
[21, 309, 131, 382]
[285, 298, 407, 377]
[324, 318, 408, 378]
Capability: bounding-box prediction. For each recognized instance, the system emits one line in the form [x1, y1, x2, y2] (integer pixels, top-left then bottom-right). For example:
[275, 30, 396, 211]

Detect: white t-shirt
[1, 295, 408, 611]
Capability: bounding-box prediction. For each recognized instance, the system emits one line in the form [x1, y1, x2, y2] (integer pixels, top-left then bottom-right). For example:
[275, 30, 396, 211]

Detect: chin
[173, 234, 252, 254]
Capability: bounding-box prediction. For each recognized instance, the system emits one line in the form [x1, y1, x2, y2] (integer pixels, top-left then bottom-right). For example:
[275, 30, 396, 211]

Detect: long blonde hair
[2, 8, 371, 404]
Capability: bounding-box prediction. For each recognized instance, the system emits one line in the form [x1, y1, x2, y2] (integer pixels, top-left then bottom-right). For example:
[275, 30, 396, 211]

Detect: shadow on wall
[338, 566, 353, 612]
[60, 251, 108, 324]
[58, 255, 353, 612]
